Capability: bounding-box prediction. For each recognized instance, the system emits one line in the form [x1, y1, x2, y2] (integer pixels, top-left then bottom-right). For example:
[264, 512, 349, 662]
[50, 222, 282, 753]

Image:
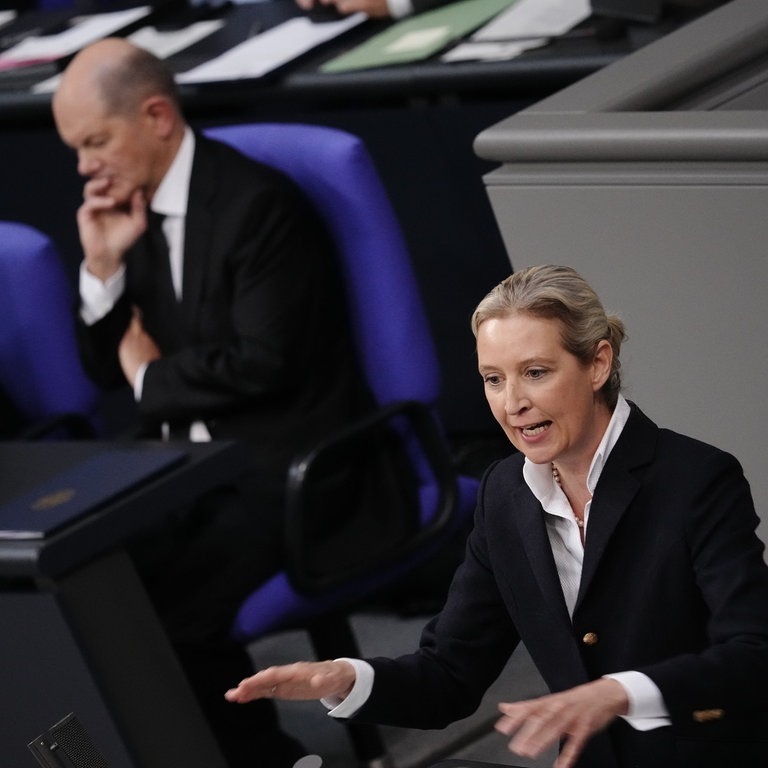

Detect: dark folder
[0, 447, 187, 540]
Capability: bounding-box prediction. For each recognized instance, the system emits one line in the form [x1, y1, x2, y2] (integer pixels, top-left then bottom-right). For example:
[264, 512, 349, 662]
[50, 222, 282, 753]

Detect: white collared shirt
[522, 394, 633, 616]
[150, 126, 195, 300]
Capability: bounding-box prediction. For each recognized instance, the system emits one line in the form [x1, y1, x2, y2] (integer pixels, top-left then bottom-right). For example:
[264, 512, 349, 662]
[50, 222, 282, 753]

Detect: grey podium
[474, 0, 768, 543]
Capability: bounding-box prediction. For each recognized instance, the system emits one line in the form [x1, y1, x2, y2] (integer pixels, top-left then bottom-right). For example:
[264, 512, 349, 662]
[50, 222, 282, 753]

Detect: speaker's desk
[0, 440, 246, 768]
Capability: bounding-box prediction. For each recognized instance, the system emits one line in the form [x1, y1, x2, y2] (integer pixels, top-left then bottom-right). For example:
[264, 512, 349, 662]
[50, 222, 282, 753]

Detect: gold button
[693, 709, 724, 723]
[582, 632, 599, 646]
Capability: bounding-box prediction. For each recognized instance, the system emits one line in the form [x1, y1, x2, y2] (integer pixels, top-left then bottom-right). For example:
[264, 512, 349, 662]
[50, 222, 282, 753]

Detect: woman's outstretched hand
[495, 678, 628, 768]
[225, 660, 357, 704]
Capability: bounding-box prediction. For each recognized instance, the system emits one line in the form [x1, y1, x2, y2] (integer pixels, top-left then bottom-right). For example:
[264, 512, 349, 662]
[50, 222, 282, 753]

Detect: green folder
[321, 0, 516, 73]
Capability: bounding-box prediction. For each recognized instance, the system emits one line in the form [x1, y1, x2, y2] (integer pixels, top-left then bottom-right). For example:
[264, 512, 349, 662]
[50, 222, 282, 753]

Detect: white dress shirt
[324, 395, 670, 730]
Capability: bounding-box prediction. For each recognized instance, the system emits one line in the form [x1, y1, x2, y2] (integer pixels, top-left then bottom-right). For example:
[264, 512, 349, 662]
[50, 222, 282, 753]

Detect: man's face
[53, 89, 157, 207]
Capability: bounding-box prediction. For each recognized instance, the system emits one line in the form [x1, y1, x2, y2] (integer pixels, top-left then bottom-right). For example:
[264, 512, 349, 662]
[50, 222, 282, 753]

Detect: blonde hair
[471, 265, 626, 408]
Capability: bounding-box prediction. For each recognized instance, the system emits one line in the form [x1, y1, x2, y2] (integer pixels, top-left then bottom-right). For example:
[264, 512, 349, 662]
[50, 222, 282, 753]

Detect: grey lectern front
[474, 0, 768, 542]
[0, 441, 245, 768]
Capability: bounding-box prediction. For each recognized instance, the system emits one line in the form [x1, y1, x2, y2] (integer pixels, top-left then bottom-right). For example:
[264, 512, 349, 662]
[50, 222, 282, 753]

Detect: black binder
[0, 447, 187, 539]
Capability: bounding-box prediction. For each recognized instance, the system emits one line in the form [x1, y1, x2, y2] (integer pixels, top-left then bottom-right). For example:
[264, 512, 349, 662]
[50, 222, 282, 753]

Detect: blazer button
[693, 709, 724, 723]
[582, 632, 599, 646]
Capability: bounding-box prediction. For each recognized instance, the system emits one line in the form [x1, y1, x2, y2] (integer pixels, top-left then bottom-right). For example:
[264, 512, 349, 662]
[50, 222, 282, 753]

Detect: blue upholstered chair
[204, 124, 480, 766]
[0, 221, 100, 439]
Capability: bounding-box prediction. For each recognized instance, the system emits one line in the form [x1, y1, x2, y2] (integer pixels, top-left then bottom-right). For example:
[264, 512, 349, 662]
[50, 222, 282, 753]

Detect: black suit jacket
[76, 134, 368, 476]
[357, 404, 768, 767]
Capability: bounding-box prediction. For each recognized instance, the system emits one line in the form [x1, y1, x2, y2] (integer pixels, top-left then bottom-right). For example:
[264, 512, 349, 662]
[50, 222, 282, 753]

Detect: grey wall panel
[475, 0, 768, 540]
[484, 165, 768, 541]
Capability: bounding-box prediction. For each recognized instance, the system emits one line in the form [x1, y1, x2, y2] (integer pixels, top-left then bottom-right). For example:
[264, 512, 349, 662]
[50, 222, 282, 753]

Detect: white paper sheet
[31, 18, 227, 93]
[472, 0, 591, 41]
[0, 6, 151, 65]
[129, 20, 226, 59]
[176, 13, 365, 83]
[442, 36, 547, 62]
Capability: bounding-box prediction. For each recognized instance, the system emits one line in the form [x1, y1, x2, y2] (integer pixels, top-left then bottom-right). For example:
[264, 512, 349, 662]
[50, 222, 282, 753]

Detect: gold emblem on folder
[31, 488, 76, 511]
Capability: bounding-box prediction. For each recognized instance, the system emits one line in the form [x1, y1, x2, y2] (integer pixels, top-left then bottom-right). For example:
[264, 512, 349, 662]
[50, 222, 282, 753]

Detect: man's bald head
[54, 37, 181, 119]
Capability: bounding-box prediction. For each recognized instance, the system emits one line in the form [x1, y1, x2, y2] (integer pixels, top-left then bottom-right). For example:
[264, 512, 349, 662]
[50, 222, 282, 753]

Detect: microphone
[293, 756, 323, 768]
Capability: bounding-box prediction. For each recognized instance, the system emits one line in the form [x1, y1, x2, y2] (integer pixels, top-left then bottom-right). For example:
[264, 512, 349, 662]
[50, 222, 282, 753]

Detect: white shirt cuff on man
[134, 363, 148, 402]
[604, 671, 671, 730]
[79, 262, 126, 325]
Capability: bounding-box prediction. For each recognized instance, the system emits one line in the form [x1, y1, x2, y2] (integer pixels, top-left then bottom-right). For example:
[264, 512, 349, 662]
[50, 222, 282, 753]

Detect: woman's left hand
[495, 678, 628, 768]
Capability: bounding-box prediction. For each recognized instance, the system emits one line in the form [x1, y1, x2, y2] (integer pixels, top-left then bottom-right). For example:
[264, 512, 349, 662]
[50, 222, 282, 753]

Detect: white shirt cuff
[603, 671, 671, 730]
[322, 658, 374, 718]
[134, 362, 148, 402]
[387, 0, 414, 19]
[79, 261, 126, 325]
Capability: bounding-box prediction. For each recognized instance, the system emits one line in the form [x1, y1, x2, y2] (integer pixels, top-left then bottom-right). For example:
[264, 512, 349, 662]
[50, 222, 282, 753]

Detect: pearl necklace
[551, 462, 584, 528]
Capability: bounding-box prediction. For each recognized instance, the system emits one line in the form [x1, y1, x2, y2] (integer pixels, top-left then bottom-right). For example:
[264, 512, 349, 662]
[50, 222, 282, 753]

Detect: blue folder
[0, 447, 187, 539]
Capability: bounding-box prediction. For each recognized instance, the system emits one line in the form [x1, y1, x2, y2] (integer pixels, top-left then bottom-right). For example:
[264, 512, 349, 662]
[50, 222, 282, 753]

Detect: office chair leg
[308, 614, 395, 768]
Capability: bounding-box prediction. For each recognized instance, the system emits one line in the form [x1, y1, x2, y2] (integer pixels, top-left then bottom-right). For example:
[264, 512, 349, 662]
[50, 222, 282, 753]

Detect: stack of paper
[129, 20, 227, 61]
[31, 17, 228, 93]
[176, 13, 366, 83]
[0, 6, 151, 69]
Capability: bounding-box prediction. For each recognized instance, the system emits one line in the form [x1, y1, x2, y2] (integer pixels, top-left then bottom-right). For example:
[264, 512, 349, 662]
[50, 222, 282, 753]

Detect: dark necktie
[147, 210, 168, 260]
[147, 210, 176, 302]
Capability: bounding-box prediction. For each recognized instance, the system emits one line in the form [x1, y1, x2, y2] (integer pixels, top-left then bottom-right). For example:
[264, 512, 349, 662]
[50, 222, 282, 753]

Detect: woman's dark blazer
[75, 134, 365, 474]
[358, 403, 768, 767]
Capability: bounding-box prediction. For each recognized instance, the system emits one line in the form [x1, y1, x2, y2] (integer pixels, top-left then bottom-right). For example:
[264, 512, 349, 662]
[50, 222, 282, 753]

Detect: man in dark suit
[225, 265, 768, 767]
[52, 37, 371, 768]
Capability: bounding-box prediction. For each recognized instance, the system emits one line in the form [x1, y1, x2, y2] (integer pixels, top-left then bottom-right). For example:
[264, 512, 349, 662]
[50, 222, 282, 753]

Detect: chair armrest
[284, 399, 459, 595]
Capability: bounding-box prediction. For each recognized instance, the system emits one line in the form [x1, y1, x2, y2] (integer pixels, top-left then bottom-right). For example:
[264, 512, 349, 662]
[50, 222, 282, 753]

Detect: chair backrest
[0, 221, 99, 432]
[208, 125, 481, 645]
[203, 123, 442, 409]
